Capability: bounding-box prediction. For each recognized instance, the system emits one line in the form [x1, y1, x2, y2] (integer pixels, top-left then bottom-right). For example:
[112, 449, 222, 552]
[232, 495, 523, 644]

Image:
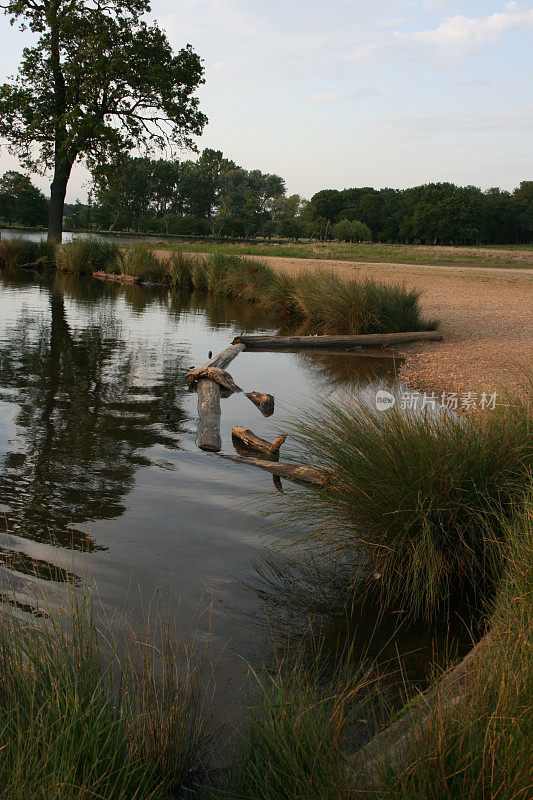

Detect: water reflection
[0, 272, 189, 583]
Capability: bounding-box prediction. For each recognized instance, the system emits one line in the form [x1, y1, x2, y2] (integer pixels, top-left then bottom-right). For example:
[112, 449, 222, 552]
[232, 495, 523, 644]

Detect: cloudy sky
[0, 0, 531, 201]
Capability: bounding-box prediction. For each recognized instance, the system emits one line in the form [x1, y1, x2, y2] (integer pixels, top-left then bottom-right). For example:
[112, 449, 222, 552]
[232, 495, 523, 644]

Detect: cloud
[395, 6, 533, 60]
[310, 87, 382, 104]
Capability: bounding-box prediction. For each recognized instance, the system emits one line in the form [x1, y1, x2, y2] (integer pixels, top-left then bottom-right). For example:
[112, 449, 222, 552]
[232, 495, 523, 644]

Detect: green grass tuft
[56, 237, 121, 275]
[290, 390, 532, 618]
[0, 590, 212, 799]
[0, 237, 40, 267]
[122, 243, 168, 283]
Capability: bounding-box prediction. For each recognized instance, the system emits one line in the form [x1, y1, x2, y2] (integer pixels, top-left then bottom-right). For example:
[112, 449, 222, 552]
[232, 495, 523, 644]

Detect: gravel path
[232, 255, 533, 396]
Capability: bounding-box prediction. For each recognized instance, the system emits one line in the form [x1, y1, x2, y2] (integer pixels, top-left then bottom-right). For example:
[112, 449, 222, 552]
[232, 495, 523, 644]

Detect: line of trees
[307, 182, 533, 245]
[1, 162, 532, 245]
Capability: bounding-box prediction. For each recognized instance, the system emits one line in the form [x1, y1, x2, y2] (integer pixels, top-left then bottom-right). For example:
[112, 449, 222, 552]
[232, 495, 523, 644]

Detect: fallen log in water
[93, 271, 140, 284]
[232, 426, 286, 455]
[233, 331, 442, 350]
[194, 343, 245, 452]
[220, 454, 330, 487]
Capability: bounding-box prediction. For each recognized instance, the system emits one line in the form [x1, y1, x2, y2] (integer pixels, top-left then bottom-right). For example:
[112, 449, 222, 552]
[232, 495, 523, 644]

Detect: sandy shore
[267, 258, 533, 392]
[260, 256, 533, 395]
[156, 248, 533, 395]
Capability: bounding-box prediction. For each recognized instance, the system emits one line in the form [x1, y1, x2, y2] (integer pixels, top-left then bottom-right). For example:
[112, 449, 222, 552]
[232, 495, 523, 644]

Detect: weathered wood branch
[233, 331, 442, 349]
[244, 391, 274, 416]
[220, 454, 330, 487]
[194, 343, 245, 452]
[232, 426, 286, 455]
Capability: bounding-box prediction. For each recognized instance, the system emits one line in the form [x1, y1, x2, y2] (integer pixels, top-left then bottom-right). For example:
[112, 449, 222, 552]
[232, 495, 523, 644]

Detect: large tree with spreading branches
[0, 0, 206, 241]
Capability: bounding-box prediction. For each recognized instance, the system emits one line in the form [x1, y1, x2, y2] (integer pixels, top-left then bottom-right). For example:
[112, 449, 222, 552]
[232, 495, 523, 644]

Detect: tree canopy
[0, 170, 48, 226]
[0, 0, 206, 241]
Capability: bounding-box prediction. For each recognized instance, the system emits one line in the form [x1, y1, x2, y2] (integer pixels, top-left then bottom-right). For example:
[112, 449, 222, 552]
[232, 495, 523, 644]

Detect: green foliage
[0, 0, 206, 239]
[0, 171, 48, 227]
[291, 391, 533, 618]
[0, 591, 211, 800]
[122, 243, 168, 283]
[223, 658, 357, 800]
[191, 258, 208, 291]
[334, 218, 372, 242]
[0, 237, 39, 266]
[166, 251, 194, 290]
[273, 271, 434, 335]
[371, 488, 533, 800]
[56, 237, 120, 275]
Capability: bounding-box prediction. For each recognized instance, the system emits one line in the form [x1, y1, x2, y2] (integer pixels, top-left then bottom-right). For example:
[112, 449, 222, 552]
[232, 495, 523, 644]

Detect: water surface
[0, 269, 407, 720]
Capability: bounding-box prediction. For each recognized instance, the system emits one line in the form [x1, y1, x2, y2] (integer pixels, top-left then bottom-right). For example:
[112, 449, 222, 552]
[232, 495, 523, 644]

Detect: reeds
[56, 237, 121, 275]
[0, 237, 40, 267]
[0, 590, 212, 799]
[289, 389, 532, 619]
[367, 486, 533, 799]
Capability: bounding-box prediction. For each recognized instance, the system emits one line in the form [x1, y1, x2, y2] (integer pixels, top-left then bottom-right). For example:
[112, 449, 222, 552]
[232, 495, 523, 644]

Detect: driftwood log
[220, 454, 330, 487]
[233, 331, 442, 349]
[232, 426, 286, 455]
[194, 343, 245, 452]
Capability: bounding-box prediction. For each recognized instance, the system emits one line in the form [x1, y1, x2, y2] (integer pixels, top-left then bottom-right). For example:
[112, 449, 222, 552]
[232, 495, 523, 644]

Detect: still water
[0, 269, 415, 717]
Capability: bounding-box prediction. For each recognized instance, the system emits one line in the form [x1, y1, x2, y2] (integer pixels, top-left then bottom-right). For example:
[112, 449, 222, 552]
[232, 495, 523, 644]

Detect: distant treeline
[1, 151, 532, 244]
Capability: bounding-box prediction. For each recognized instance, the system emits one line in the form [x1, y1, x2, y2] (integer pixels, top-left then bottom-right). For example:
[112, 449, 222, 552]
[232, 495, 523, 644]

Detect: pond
[0, 268, 468, 733]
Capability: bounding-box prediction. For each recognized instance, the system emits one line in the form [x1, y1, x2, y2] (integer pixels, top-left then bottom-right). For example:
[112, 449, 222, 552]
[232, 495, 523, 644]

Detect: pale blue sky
[0, 0, 531, 201]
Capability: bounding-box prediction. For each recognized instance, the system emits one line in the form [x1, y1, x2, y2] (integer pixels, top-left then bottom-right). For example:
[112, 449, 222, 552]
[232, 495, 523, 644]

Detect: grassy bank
[156, 240, 533, 269]
[220, 486, 532, 800]
[0, 591, 212, 799]
[51, 240, 435, 336]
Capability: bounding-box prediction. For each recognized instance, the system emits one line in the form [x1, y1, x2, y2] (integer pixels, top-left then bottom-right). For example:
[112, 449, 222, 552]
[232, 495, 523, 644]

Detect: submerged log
[232, 426, 286, 455]
[194, 343, 245, 452]
[220, 454, 330, 488]
[233, 331, 443, 350]
[244, 391, 275, 417]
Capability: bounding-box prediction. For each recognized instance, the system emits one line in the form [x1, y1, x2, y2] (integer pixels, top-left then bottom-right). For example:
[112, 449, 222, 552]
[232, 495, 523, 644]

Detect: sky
[0, 0, 532, 202]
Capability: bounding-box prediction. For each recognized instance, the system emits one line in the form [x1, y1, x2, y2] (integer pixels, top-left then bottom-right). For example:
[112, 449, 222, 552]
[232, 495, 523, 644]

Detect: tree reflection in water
[0, 271, 190, 598]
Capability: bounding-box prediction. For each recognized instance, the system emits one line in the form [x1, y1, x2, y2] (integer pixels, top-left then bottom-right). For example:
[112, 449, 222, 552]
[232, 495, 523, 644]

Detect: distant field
[153, 240, 533, 269]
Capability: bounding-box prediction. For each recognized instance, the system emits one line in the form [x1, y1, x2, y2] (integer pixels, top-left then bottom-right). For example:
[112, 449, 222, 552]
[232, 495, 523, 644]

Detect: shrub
[122, 244, 167, 283]
[0, 237, 39, 267]
[291, 390, 533, 618]
[56, 237, 120, 275]
[333, 219, 372, 242]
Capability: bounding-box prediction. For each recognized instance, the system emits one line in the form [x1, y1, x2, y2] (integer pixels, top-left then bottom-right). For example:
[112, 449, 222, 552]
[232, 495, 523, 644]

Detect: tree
[333, 218, 371, 242]
[0, 170, 48, 226]
[0, 0, 206, 242]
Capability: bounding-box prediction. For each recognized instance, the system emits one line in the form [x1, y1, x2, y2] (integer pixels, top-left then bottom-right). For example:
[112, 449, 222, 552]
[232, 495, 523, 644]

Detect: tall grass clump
[272, 271, 435, 335]
[368, 487, 533, 799]
[122, 243, 169, 283]
[0, 237, 39, 267]
[291, 390, 532, 618]
[191, 257, 208, 291]
[56, 237, 121, 275]
[205, 252, 276, 302]
[0, 591, 212, 799]
[166, 250, 194, 290]
[222, 656, 361, 800]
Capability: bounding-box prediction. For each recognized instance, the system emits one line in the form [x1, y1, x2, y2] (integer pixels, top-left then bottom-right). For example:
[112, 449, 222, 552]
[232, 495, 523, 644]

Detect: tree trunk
[48, 168, 71, 243]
